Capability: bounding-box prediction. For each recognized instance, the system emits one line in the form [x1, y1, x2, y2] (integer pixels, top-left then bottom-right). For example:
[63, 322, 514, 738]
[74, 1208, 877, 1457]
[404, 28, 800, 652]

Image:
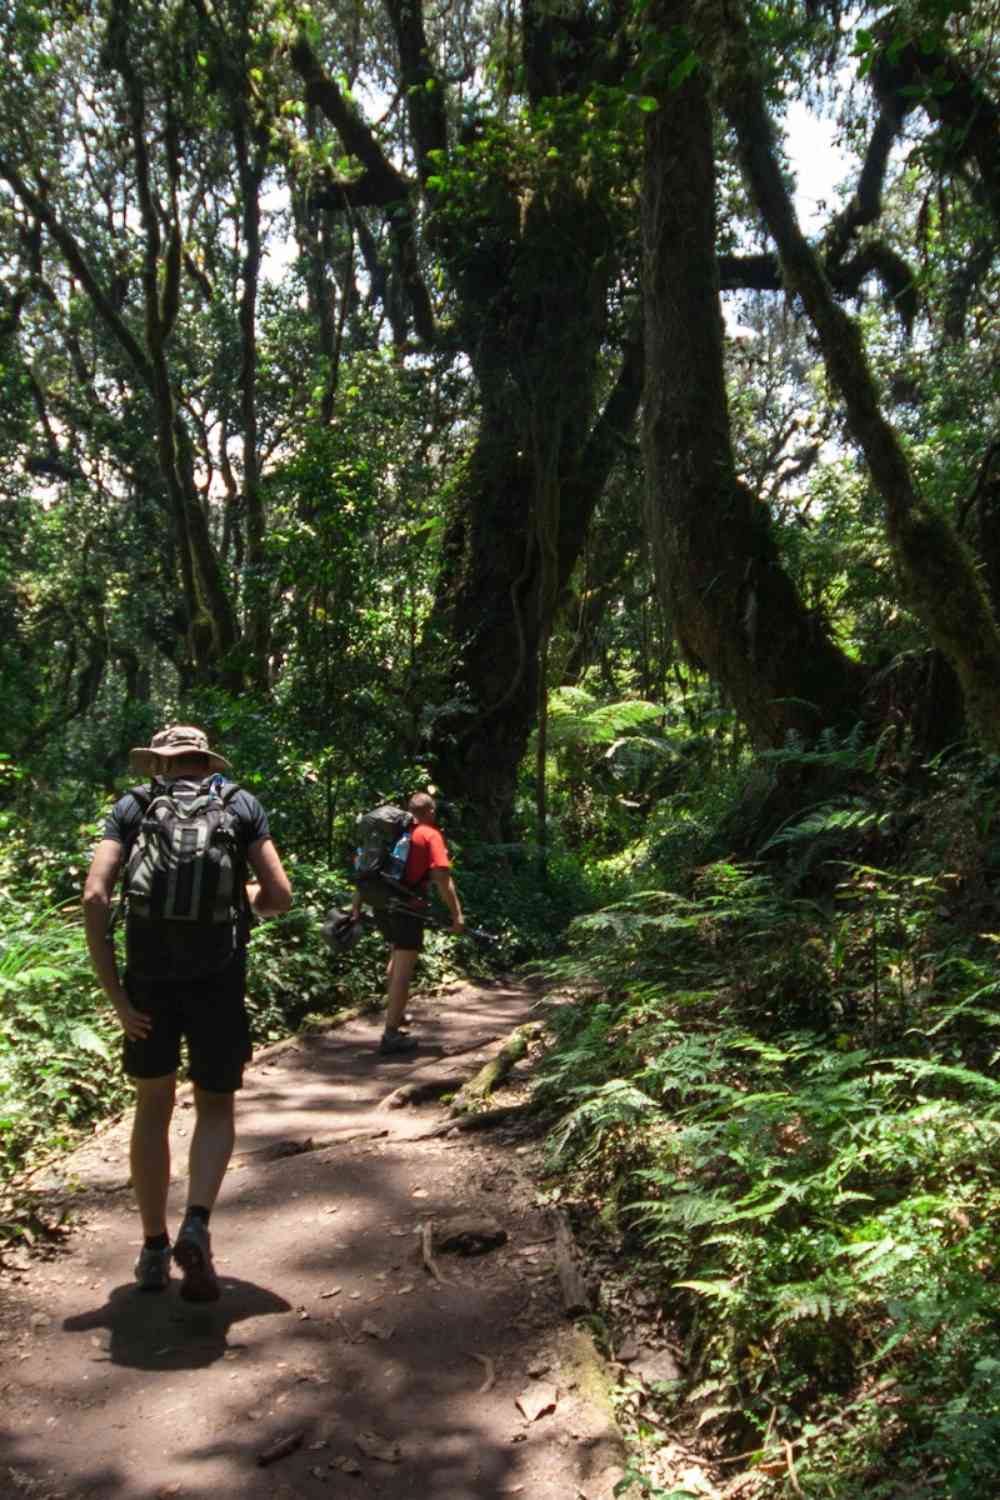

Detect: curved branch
[824, 101, 903, 265]
[870, 29, 1000, 225]
[831, 242, 918, 333]
[0, 155, 153, 386]
[290, 34, 436, 344]
[700, 0, 1000, 748]
[290, 35, 408, 204]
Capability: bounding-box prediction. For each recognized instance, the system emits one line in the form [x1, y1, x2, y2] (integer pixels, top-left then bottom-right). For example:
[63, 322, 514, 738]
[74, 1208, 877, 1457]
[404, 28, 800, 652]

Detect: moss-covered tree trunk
[424, 176, 630, 837]
[641, 0, 864, 747]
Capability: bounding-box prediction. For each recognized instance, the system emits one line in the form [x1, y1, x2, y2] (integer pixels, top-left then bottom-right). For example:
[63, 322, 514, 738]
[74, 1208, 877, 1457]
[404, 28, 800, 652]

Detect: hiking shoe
[173, 1217, 220, 1302]
[378, 1029, 419, 1056]
[134, 1242, 172, 1292]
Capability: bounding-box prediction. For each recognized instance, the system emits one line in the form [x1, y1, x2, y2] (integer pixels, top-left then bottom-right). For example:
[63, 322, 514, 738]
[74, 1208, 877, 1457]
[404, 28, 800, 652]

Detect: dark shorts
[122, 949, 251, 1092]
[358, 879, 426, 951]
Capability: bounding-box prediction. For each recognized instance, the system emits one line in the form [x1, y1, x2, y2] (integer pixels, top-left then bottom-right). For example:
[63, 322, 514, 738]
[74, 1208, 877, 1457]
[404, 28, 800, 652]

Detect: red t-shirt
[403, 823, 450, 889]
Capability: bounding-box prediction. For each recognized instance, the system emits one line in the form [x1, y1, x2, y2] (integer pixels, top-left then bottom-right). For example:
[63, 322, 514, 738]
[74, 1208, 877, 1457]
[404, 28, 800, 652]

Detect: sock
[144, 1231, 170, 1251]
[183, 1204, 211, 1225]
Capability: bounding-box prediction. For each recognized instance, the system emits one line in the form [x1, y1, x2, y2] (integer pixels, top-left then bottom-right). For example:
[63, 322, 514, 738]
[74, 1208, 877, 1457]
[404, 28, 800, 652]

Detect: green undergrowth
[534, 754, 1000, 1499]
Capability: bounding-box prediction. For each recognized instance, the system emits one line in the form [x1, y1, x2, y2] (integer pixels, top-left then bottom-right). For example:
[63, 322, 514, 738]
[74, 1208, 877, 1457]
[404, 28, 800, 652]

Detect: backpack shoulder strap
[128, 783, 154, 812]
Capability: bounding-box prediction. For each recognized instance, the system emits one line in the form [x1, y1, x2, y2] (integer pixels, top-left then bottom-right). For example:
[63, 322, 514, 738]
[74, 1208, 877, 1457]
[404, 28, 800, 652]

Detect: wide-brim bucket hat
[129, 724, 231, 776]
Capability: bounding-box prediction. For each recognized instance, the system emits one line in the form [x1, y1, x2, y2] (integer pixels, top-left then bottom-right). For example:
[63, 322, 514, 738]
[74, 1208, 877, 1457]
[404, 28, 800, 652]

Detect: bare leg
[131, 1075, 176, 1237]
[385, 948, 418, 1031]
[187, 1086, 236, 1211]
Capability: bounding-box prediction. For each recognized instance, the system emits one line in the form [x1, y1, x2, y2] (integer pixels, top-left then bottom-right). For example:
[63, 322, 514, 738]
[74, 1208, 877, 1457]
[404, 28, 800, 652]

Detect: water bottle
[387, 828, 411, 881]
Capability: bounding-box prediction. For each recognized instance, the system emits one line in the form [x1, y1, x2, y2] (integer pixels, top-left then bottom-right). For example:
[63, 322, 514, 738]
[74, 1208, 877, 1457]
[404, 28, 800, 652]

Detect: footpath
[0, 979, 635, 1500]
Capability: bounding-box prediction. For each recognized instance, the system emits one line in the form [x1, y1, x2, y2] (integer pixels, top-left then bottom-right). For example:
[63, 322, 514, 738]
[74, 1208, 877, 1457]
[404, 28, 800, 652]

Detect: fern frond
[546, 1079, 660, 1165]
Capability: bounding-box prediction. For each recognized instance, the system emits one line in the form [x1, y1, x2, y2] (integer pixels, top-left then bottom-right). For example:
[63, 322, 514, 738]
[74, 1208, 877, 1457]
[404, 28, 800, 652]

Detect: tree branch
[382, 0, 448, 182]
[700, 0, 1000, 747]
[0, 155, 153, 386]
[289, 33, 436, 343]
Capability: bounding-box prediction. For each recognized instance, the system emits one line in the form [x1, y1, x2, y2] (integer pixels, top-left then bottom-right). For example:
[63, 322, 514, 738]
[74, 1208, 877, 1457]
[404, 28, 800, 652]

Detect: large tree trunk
[641, 0, 864, 747]
[426, 305, 644, 841]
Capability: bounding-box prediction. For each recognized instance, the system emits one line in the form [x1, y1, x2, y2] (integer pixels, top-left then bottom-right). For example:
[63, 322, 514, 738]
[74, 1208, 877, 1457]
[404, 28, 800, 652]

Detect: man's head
[408, 792, 437, 825]
[129, 725, 230, 779]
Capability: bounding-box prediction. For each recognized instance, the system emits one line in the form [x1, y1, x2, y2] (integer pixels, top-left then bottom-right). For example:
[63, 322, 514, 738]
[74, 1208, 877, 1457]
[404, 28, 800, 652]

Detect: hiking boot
[378, 1028, 419, 1056]
[134, 1242, 171, 1292]
[173, 1217, 220, 1302]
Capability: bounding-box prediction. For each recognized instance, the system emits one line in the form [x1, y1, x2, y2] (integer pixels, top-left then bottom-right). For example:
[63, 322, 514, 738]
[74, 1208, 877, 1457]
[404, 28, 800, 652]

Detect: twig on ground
[419, 1219, 450, 1285]
[257, 1430, 305, 1466]
[470, 1352, 496, 1392]
[784, 1438, 805, 1499]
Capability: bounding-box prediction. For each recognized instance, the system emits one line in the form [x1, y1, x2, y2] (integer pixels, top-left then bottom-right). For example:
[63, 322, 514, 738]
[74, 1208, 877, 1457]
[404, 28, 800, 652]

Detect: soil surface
[0, 980, 631, 1500]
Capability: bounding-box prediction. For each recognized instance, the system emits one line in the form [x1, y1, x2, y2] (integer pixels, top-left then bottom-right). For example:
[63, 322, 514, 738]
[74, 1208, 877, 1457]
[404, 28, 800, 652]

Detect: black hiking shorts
[358, 878, 427, 951]
[122, 949, 252, 1092]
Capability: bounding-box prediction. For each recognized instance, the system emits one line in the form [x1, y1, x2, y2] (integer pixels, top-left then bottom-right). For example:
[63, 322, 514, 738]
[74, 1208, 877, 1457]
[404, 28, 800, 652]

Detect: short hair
[408, 792, 436, 818]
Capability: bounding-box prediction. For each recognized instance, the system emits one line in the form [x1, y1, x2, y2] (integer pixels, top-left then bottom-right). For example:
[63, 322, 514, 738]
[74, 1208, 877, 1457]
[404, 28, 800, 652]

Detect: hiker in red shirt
[352, 792, 464, 1054]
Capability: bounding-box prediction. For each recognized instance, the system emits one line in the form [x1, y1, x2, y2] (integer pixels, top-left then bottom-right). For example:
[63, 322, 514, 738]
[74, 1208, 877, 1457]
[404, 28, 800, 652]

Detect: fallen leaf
[330, 1455, 363, 1474]
[411, 1188, 429, 1198]
[320, 1287, 342, 1299]
[397, 1283, 415, 1295]
[515, 1383, 558, 1423]
[355, 1430, 402, 1464]
[361, 1318, 395, 1341]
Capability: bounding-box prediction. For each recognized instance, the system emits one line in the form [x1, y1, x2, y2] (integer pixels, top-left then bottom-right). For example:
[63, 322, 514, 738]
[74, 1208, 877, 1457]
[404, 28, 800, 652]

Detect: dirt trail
[0, 980, 630, 1500]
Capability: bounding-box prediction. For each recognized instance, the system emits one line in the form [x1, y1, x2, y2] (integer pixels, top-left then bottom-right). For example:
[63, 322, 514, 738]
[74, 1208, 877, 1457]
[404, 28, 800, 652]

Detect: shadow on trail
[62, 1278, 291, 1370]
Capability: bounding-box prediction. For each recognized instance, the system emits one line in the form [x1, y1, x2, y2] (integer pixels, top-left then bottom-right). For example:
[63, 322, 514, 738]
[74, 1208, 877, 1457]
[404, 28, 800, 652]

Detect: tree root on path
[414, 1102, 539, 1140]
[233, 1128, 389, 1163]
[449, 1023, 540, 1116]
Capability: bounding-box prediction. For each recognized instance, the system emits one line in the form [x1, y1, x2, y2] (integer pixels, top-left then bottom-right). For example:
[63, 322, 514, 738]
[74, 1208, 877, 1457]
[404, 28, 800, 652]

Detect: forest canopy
[0, 0, 996, 830]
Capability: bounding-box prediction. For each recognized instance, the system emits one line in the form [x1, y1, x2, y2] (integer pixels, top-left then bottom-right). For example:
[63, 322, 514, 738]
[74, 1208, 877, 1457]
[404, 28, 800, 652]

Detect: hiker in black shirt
[83, 725, 292, 1300]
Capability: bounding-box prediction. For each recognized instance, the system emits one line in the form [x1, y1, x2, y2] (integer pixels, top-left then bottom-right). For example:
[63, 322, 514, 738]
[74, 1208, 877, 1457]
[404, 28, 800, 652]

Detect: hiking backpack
[354, 804, 414, 890]
[122, 775, 248, 980]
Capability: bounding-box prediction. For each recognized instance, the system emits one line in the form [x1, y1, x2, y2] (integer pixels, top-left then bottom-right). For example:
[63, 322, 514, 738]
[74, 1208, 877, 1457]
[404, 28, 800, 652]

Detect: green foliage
[536, 749, 1000, 1495]
[0, 896, 130, 1197]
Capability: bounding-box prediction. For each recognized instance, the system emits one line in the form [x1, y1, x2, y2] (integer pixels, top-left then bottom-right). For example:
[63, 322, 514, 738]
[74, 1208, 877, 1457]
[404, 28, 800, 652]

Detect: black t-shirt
[104, 777, 271, 856]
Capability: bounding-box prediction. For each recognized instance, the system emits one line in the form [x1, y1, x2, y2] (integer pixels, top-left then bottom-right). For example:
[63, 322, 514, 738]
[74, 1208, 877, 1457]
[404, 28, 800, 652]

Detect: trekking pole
[383, 899, 499, 947]
[324, 895, 499, 950]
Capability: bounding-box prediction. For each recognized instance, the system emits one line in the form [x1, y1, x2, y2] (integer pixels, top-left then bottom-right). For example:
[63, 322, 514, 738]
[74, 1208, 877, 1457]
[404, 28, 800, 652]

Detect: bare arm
[430, 868, 464, 933]
[246, 837, 292, 918]
[81, 839, 151, 1040]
